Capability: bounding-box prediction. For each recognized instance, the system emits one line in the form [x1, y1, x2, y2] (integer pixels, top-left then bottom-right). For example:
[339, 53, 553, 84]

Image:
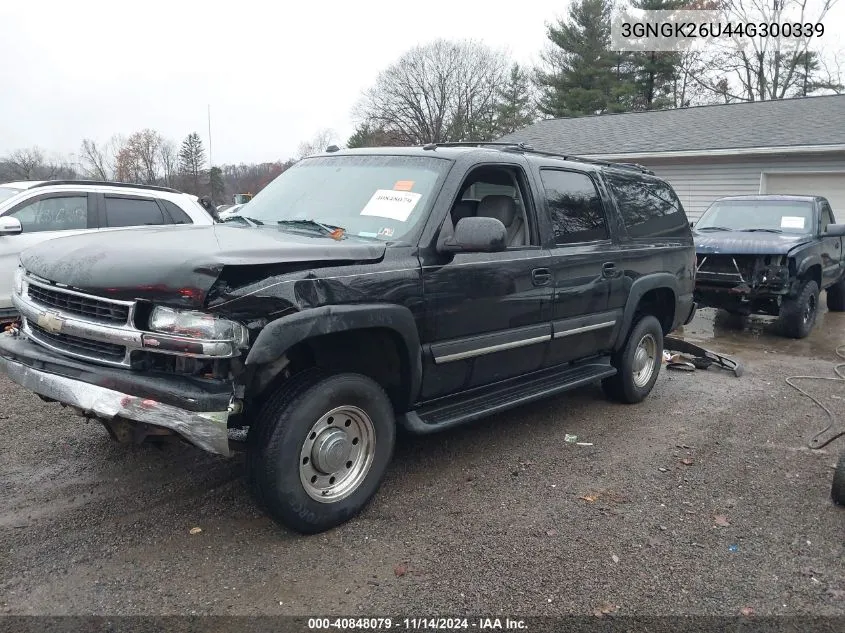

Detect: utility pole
[207, 104, 213, 168]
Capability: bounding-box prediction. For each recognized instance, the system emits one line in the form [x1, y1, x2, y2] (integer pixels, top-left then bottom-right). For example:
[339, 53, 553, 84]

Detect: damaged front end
[694, 253, 794, 315]
[0, 269, 250, 456]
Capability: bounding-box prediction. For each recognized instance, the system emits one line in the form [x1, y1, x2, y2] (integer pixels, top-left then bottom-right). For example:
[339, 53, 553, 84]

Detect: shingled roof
[498, 94, 845, 158]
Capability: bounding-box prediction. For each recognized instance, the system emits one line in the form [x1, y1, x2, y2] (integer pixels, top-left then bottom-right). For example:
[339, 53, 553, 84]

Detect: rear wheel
[826, 278, 845, 312]
[602, 315, 663, 404]
[247, 372, 395, 534]
[780, 280, 819, 339]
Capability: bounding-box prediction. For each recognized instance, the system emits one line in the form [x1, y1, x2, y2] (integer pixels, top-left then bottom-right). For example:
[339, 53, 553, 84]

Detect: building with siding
[498, 95, 845, 221]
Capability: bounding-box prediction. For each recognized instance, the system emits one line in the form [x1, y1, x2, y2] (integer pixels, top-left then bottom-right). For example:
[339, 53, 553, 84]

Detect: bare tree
[7, 147, 51, 180]
[79, 138, 113, 180]
[672, 51, 720, 107]
[695, 0, 841, 101]
[114, 143, 142, 183]
[124, 129, 164, 184]
[355, 39, 510, 144]
[158, 139, 178, 187]
[296, 129, 338, 158]
[220, 160, 295, 199]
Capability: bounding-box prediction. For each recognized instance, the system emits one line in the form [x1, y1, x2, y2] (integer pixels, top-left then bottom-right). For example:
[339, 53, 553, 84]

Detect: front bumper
[0, 332, 234, 456]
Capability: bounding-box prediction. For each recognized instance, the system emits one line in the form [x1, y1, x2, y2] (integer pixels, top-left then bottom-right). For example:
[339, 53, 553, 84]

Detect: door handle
[602, 262, 617, 278]
[531, 268, 552, 286]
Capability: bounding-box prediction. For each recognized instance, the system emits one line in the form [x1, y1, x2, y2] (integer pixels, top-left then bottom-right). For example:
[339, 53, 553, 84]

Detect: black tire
[832, 452, 845, 506]
[780, 279, 819, 339]
[247, 372, 395, 534]
[826, 278, 845, 312]
[246, 368, 324, 510]
[602, 314, 664, 404]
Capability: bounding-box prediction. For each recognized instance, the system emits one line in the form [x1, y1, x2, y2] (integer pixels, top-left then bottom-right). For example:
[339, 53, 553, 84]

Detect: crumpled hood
[20, 224, 386, 307]
[694, 231, 812, 256]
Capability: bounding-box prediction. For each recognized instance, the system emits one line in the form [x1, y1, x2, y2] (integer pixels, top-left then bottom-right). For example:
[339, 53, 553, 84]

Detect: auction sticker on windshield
[361, 190, 421, 222]
[781, 216, 805, 229]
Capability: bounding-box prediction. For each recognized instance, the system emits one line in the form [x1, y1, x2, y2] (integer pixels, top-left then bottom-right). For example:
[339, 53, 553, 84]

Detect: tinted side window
[105, 197, 166, 228]
[604, 171, 689, 238]
[8, 195, 89, 233]
[539, 169, 608, 245]
[161, 200, 192, 224]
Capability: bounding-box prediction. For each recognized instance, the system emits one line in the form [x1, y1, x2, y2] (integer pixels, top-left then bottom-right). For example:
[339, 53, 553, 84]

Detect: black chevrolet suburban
[0, 144, 696, 533]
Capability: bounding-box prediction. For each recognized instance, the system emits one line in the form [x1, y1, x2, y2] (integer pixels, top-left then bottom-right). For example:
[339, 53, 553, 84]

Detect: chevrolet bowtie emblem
[37, 311, 64, 334]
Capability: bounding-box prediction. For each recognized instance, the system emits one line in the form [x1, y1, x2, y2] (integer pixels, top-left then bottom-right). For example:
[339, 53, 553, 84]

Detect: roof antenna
[325, 145, 340, 153]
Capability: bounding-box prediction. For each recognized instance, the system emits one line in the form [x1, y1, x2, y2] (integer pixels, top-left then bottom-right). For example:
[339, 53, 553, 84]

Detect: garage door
[764, 172, 845, 215]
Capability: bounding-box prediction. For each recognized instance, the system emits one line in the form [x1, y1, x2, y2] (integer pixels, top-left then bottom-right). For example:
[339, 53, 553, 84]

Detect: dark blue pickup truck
[693, 194, 845, 338]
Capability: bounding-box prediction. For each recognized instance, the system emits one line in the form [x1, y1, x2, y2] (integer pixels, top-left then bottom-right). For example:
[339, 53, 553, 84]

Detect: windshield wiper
[696, 226, 734, 232]
[277, 219, 346, 237]
[739, 228, 783, 233]
[221, 214, 264, 226]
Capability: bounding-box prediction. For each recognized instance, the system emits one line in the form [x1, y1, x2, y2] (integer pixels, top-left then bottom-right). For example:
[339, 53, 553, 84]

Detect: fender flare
[614, 273, 679, 350]
[245, 304, 422, 405]
[796, 254, 822, 280]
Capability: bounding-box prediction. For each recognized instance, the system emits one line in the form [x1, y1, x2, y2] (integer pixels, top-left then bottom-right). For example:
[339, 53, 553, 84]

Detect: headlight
[149, 306, 249, 348]
[13, 267, 23, 295]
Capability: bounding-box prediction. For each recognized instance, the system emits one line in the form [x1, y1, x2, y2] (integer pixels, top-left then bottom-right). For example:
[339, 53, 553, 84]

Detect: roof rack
[421, 141, 535, 150]
[28, 180, 183, 194]
[419, 142, 654, 175]
[511, 148, 655, 175]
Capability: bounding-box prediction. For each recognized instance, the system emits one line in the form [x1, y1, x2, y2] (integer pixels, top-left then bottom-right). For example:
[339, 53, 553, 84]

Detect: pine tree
[494, 63, 537, 135]
[630, 0, 688, 110]
[208, 166, 224, 203]
[178, 132, 206, 195]
[536, 0, 634, 117]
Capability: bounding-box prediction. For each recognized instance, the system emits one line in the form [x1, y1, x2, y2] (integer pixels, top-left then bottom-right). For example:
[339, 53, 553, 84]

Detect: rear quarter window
[604, 171, 690, 238]
[104, 196, 166, 228]
[161, 200, 193, 224]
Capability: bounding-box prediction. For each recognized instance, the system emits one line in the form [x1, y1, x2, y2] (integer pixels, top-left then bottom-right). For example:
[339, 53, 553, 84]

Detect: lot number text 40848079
[307, 618, 528, 630]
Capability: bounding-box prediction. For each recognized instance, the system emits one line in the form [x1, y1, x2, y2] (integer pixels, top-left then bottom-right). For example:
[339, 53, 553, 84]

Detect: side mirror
[689, 221, 695, 228]
[824, 223, 845, 237]
[0, 217, 22, 236]
[439, 217, 507, 253]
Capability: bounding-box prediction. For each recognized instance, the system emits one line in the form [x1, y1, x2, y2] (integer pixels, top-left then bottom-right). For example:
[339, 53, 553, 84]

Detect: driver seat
[477, 195, 526, 247]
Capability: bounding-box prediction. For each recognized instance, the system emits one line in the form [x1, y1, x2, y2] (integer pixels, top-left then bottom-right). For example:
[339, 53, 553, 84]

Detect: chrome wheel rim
[632, 333, 657, 388]
[803, 294, 817, 324]
[300, 405, 375, 503]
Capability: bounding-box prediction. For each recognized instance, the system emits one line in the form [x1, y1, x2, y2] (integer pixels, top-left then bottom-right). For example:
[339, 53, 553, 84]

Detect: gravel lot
[1, 305, 845, 617]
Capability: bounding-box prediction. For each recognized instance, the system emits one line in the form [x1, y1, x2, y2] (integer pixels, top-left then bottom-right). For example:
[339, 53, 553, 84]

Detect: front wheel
[602, 315, 664, 404]
[780, 279, 819, 339]
[247, 372, 396, 534]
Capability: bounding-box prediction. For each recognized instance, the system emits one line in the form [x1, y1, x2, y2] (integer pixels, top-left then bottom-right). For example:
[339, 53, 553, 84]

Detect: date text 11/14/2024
[308, 618, 528, 630]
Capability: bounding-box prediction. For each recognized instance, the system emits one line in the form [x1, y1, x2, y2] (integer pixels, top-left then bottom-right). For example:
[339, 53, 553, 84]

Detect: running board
[401, 357, 616, 434]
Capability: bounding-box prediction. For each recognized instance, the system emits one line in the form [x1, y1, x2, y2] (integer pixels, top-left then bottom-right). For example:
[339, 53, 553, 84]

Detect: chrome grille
[28, 322, 127, 362]
[26, 282, 130, 324]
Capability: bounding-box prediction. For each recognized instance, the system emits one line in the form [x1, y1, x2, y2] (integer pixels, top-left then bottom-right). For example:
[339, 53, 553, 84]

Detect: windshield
[242, 155, 450, 240]
[696, 200, 814, 235]
[0, 187, 23, 205]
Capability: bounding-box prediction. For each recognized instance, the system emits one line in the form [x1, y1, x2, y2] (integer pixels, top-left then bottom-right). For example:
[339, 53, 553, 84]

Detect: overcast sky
[1, 0, 842, 166]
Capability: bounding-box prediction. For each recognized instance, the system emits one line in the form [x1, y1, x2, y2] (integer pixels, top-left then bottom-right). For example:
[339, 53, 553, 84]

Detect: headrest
[478, 195, 517, 226]
[452, 200, 478, 223]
